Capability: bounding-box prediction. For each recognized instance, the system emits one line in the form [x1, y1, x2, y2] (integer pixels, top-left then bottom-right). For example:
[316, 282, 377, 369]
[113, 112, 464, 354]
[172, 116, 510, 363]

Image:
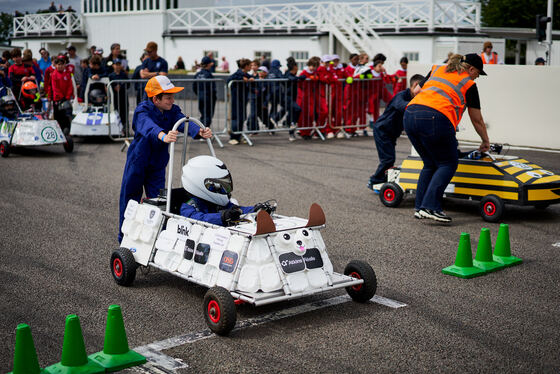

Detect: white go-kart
[0, 89, 73, 158]
[112, 118, 377, 335]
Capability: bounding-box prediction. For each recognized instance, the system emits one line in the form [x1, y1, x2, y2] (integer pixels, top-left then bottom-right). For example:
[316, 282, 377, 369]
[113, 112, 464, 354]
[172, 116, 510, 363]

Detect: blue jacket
[227, 69, 251, 117]
[80, 67, 107, 98]
[284, 71, 305, 98]
[127, 100, 200, 170]
[193, 68, 217, 99]
[374, 88, 412, 140]
[180, 196, 254, 226]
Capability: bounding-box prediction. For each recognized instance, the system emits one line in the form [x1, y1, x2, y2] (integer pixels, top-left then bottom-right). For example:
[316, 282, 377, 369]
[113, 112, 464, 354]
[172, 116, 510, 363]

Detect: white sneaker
[336, 131, 345, 139]
[228, 139, 239, 145]
[289, 135, 296, 142]
[326, 132, 335, 139]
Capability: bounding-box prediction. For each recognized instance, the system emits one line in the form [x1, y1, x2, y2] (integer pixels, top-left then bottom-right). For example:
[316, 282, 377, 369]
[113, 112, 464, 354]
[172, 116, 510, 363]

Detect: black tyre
[203, 287, 237, 336]
[110, 248, 137, 286]
[0, 141, 10, 158]
[535, 203, 549, 210]
[344, 260, 377, 303]
[63, 135, 74, 153]
[379, 182, 403, 208]
[480, 194, 504, 223]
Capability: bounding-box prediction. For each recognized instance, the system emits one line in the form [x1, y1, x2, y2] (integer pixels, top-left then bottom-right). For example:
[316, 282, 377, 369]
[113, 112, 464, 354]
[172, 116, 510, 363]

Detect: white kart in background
[111, 118, 378, 335]
[0, 90, 73, 157]
[70, 77, 123, 137]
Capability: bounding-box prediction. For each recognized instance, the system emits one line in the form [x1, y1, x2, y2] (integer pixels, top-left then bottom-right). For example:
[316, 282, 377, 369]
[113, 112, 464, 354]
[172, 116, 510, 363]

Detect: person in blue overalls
[226, 58, 253, 145]
[367, 74, 424, 190]
[193, 56, 217, 128]
[180, 155, 273, 226]
[118, 76, 213, 241]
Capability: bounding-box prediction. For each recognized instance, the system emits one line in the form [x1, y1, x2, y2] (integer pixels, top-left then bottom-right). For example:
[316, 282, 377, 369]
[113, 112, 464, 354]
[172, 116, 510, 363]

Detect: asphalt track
[1, 133, 559, 373]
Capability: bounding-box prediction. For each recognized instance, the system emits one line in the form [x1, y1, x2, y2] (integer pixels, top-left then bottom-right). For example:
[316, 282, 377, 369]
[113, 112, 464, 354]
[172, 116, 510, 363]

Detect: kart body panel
[0, 117, 67, 147]
[396, 155, 560, 207]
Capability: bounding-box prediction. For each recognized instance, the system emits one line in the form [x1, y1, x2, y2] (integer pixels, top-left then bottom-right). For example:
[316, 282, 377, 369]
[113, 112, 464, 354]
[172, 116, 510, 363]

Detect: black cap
[463, 53, 487, 76]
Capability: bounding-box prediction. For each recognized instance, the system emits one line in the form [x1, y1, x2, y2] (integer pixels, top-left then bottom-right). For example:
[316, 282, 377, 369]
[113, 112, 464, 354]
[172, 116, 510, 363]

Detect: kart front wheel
[63, 135, 74, 153]
[344, 260, 377, 303]
[480, 195, 504, 223]
[203, 287, 237, 336]
[110, 248, 137, 286]
[379, 182, 403, 208]
[0, 141, 10, 158]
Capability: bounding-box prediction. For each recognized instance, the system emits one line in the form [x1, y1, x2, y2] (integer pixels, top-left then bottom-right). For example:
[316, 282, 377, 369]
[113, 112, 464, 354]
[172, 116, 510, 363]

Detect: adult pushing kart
[111, 117, 378, 335]
[376, 145, 560, 222]
[0, 89, 73, 157]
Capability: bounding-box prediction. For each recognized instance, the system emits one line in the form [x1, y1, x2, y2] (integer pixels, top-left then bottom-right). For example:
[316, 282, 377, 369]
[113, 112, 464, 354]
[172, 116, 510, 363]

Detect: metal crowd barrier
[104, 78, 229, 148]
[226, 77, 395, 146]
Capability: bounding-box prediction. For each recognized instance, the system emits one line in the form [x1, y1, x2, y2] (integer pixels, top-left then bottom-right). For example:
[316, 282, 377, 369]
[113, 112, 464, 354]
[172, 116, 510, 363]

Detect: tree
[481, 0, 560, 29]
[0, 12, 13, 44]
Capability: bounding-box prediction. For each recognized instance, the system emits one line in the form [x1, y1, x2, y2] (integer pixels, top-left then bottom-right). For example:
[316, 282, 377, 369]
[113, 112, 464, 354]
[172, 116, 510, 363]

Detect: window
[254, 51, 271, 61]
[290, 51, 309, 71]
[403, 51, 419, 62]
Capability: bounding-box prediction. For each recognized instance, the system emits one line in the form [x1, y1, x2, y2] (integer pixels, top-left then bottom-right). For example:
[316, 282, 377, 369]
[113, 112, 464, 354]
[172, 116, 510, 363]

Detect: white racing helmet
[181, 155, 233, 206]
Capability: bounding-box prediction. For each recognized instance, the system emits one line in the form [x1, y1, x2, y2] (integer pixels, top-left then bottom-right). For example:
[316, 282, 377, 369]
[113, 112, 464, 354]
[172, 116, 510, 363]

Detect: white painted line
[553, 242, 560, 248]
[371, 295, 408, 309]
[129, 294, 407, 372]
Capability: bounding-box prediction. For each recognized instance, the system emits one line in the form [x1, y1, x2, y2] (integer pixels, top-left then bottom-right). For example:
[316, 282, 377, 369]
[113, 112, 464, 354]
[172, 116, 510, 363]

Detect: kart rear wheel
[110, 248, 137, 286]
[480, 195, 504, 223]
[63, 135, 74, 153]
[0, 141, 10, 158]
[379, 182, 403, 208]
[535, 203, 549, 210]
[344, 260, 377, 303]
[203, 287, 236, 336]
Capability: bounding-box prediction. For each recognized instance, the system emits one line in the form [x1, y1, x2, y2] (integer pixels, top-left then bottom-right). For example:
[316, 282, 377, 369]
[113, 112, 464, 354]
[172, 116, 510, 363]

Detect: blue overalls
[180, 196, 254, 226]
[193, 68, 217, 127]
[118, 100, 201, 241]
[370, 88, 412, 184]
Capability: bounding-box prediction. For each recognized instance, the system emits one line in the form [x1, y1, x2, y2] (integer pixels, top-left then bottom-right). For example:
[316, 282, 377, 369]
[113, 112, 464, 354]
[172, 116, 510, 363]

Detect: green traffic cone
[89, 305, 146, 371]
[8, 324, 46, 374]
[44, 315, 104, 374]
[442, 232, 486, 278]
[493, 223, 522, 267]
[473, 228, 504, 272]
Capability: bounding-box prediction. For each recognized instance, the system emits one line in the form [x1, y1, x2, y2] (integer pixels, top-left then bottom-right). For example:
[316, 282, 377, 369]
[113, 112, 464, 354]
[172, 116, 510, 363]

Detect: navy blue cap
[201, 56, 212, 65]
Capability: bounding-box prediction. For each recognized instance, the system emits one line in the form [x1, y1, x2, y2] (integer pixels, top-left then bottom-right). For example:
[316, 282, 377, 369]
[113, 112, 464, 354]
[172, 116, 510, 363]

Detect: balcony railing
[13, 12, 84, 37]
[166, 1, 481, 34]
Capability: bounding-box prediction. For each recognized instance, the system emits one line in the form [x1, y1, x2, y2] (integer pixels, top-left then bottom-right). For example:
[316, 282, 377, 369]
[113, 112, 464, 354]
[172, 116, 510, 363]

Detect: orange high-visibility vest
[408, 65, 474, 129]
[481, 52, 498, 64]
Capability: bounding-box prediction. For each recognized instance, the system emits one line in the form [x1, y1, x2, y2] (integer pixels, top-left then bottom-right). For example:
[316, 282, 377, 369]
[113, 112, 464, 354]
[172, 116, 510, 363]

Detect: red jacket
[392, 68, 407, 94]
[50, 68, 74, 102]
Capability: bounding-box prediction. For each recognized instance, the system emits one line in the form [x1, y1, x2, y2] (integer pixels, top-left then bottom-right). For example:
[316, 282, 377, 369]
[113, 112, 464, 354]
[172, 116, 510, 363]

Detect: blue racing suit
[370, 88, 412, 184]
[118, 100, 201, 241]
[180, 196, 254, 226]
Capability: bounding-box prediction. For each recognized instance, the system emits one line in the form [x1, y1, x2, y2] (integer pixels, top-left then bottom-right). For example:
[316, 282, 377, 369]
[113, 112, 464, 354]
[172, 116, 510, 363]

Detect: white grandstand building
[11, 0, 555, 70]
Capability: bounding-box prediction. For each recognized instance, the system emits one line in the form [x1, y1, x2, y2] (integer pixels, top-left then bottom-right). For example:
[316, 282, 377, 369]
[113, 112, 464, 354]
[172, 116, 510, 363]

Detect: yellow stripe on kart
[528, 189, 560, 201]
[453, 187, 518, 200]
[401, 159, 423, 170]
[400, 172, 420, 180]
[456, 164, 504, 176]
[533, 175, 560, 184]
[450, 176, 518, 188]
[400, 182, 418, 190]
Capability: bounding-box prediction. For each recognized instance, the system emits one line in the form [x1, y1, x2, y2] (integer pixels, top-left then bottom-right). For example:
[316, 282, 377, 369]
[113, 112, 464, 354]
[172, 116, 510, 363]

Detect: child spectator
[254, 66, 273, 131]
[296, 57, 320, 140]
[246, 59, 261, 132]
[132, 53, 149, 106]
[38, 48, 51, 75]
[80, 54, 106, 100]
[50, 56, 74, 132]
[268, 59, 283, 126]
[108, 58, 128, 125]
[283, 57, 305, 141]
[193, 56, 217, 128]
[342, 53, 360, 138]
[8, 48, 36, 102]
[22, 49, 43, 85]
[392, 57, 408, 95]
[326, 54, 347, 137]
[226, 58, 253, 145]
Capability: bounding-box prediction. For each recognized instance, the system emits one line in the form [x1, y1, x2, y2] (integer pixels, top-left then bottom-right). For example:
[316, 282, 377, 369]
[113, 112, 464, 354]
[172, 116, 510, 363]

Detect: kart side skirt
[146, 261, 362, 307]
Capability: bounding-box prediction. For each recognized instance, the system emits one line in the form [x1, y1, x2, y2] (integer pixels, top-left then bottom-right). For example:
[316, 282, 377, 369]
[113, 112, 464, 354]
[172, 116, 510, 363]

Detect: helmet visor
[204, 174, 233, 196]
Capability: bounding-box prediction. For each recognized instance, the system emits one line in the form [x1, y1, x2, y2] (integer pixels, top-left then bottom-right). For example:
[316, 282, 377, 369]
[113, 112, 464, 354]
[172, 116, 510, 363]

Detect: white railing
[13, 12, 83, 37]
[166, 1, 481, 34]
